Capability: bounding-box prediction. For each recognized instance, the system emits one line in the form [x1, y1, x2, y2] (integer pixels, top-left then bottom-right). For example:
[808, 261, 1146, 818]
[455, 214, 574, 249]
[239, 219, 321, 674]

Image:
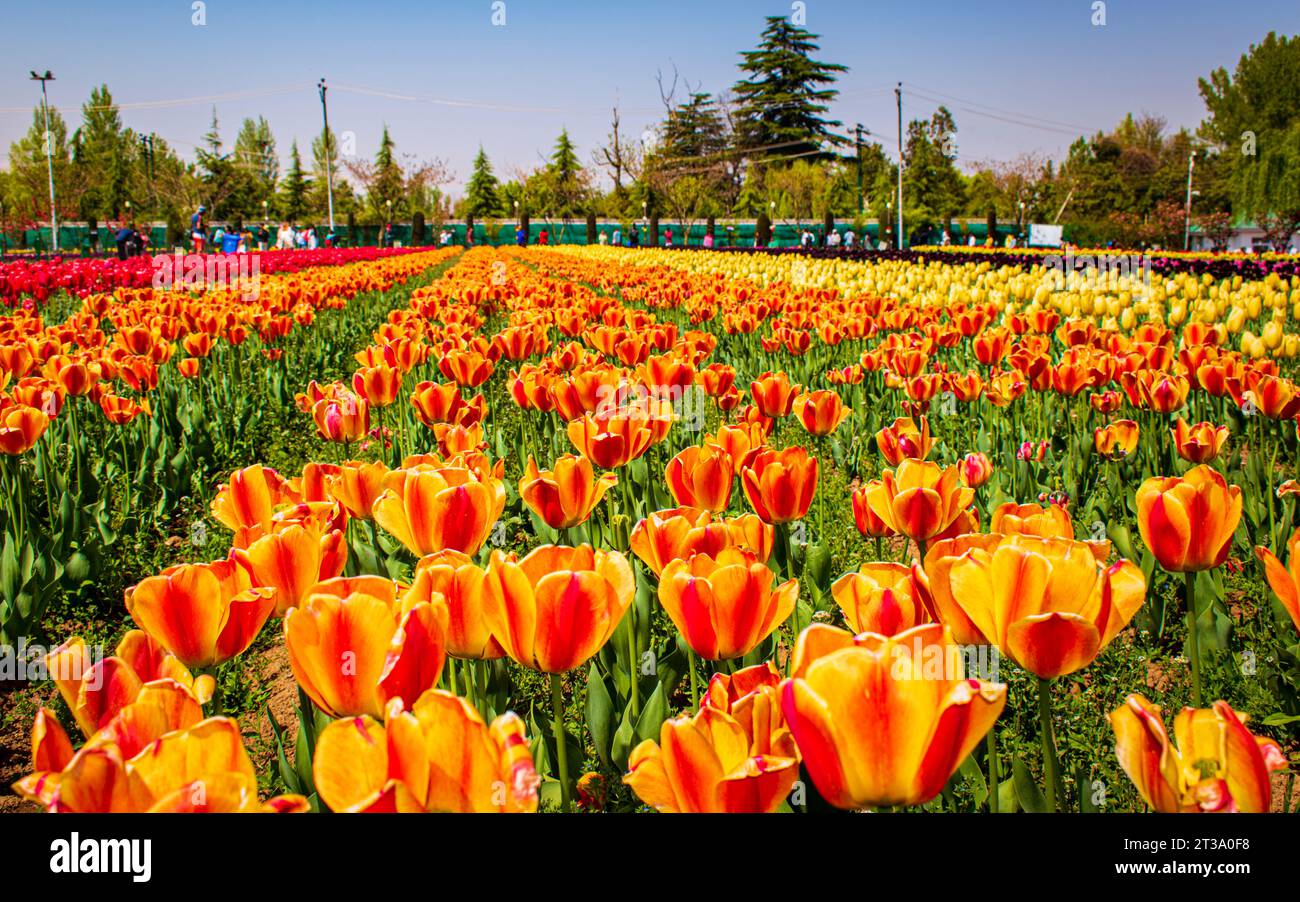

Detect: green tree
[902, 106, 966, 231]
[279, 140, 311, 222]
[1199, 32, 1300, 246]
[7, 103, 78, 223]
[465, 146, 503, 217]
[731, 16, 848, 162]
[1235, 121, 1300, 249]
[544, 128, 590, 219]
[72, 85, 133, 220]
[233, 116, 278, 197]
[195, 109, 262, 221]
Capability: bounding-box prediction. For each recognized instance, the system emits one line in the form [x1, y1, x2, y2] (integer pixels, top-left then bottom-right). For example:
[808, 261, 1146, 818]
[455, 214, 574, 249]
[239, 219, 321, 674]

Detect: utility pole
[318, 78, 336, 232]
[895, 83, 904, 250]
[30, 70, 58, 253]
[854, 123, 865, 213]
[1183, 150, 1196, 251]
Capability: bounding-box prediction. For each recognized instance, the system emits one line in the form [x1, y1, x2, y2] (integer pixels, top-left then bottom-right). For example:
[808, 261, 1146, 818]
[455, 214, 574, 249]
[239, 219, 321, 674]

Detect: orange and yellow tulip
[211, 464, 301, 533]
[630, 507, 773, 576]
[664, 443, 734, 512]
[324, 459, 390, 520]
[567, 404, 669, 470]
[875, 416, 932, 465]
[1094, 419, 1140, 460]
[232, 520, 348, 615]
[862, 460, 974, 545]
[1136, 465, 1242, 572]
[624, 665, 799, 813]
[518, 454, 617, 529]
[749, 371, 801, 418]
[402, 550, 505, 659]
[312, 691, 538, 812]
[125, 558, 276, 669]
[740, 446, 818, 525]
[372, 462, 505, 557]
[780, 623, 1006, 808]
[658, 548, 798, 661]
[482, 544, 634, 673]
[1171, 418, 1229, 464]
[793, 389, 850, 436]
[285, 575, 447, 718]
[1255, 528, 1300, 637]
[946, 534, 1146, 678]
[831, 562, 927, 636]
[0, 404, 49, 454]
[1109, 694, 1286, 813]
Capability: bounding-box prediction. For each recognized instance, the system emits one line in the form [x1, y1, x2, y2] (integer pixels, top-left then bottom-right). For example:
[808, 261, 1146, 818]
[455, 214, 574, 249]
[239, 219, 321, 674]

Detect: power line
[903, 84, 1099, 138]
[0, 84, 314, 115]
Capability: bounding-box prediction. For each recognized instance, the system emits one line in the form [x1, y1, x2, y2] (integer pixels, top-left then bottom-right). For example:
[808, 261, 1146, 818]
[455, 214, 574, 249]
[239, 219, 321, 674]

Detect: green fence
[5, 219, 1020, 254]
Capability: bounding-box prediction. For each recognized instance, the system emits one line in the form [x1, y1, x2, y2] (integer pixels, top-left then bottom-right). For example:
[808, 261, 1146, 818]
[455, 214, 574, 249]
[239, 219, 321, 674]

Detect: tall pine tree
[732, 16, 848, 162]
[546, 129, 588, 218]
[465, 146, 502, 216]
[279, 140, 310, 221]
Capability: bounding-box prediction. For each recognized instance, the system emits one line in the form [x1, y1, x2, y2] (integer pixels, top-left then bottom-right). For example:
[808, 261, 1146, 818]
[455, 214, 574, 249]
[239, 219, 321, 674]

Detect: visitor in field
[539, 229, 549, 245]
[827, 229, 841, 247]
[703, 230, 714, 248]
[257, 224, 270, 251]
[598, 230, 608, 245]
[115, 223, 135, 260]
[190, 205, 206, 253]
[844, 228, 855, 248]
[664, 228, 674, 246]
[516, 224, 526, 246]
[611, 226, 621, 246]
[276, 222, 293, 250]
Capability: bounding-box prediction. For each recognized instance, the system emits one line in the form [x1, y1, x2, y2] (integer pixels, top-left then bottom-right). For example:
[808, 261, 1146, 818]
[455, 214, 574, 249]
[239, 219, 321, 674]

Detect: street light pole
[30, 71, 58, 253]
[318, 78, 336, 233]
[854, 123, 865, 214]
[1184, 150, 1196, 251]
[895, 83, 904, 250]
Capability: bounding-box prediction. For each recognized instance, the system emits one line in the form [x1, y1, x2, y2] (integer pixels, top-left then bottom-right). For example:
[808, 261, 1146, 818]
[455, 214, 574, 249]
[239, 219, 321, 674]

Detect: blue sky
[1, 0, 1296, 194]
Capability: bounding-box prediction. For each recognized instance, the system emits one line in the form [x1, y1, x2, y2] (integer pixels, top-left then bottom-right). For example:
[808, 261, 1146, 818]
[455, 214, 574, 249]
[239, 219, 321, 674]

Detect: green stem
[550, 672, 572, 813]
[688, 647, 701, 709]
[1037, 677, 1061, 813]
[626, 607, 640, 717]
[1186, 570, 1202, 707]
[987, 728, 1000, 813]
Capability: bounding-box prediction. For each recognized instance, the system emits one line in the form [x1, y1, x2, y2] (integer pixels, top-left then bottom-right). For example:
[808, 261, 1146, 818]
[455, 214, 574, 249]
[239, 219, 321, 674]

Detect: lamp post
[1184, 150, 1197, 251]
[30, 70, 58, 253]
[1019, 200, 1026, 244]
[895, 82, 904, 250]
[385, 199, 393, 247]
[317, 78, 336, 232]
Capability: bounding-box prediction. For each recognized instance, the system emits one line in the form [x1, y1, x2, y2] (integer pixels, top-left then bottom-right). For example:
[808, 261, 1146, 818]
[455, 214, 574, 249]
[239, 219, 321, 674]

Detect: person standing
[515, 223, 526, 246]
[115, 222, 134, 260]
[190, 205, 207, 253]
[611, 226, 621, 247]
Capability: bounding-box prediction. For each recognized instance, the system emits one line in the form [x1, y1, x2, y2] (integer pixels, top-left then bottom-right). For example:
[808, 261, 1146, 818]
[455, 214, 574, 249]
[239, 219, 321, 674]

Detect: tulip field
[3, 242, 1300, 816]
